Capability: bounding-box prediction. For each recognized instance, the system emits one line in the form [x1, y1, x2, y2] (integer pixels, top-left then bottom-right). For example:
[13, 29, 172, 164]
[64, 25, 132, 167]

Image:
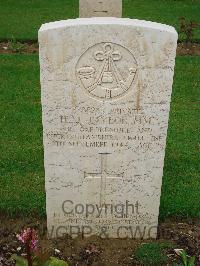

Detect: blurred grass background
[0, 0, 199, 41]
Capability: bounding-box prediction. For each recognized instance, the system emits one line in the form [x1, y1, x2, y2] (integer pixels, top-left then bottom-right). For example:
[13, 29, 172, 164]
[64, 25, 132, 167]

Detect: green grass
[134, 242, 173, 265]
[0, 55, 45, 216]
[0, 0, 200, 41]
[0, 55, 199, 218]
[160, 56, 200, 219]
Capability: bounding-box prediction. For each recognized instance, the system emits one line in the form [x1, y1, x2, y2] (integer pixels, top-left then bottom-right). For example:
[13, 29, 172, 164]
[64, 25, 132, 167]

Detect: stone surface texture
[39, 18, 178, 239]
[79, 0, 122, 18]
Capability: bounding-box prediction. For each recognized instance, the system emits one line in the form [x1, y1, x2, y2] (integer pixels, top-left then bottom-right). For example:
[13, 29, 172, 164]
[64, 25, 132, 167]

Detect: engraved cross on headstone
[84, 153, 123, 206]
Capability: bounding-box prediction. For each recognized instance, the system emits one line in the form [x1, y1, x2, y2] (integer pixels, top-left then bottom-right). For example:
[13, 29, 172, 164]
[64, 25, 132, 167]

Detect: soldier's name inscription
[45, 105, 164, 152]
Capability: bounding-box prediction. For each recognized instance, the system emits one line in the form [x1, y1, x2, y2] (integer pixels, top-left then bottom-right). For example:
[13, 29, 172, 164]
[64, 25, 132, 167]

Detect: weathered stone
[79, 0, 122, 18]
[39, 18, 177, 239]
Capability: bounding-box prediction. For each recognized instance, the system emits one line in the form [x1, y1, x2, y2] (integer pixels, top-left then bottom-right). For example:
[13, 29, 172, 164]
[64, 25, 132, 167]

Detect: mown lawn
[0, 54, 199, 218]
[0, 0, 200, 41]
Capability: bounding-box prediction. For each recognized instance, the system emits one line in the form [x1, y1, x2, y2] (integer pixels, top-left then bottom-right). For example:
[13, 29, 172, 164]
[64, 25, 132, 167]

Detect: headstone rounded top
[39, 18, 177, 37]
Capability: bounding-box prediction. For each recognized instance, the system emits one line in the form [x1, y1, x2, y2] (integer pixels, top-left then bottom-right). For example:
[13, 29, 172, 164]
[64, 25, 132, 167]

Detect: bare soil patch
[0, 216, 199, 265]
[177, 42, 200, 56]
[0, 42, 38, 55]
[0, 42, 200, 56]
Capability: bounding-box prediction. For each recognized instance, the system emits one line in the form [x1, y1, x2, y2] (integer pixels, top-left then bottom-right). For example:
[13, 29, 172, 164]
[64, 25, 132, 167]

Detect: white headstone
[39, 18, 177, 239]
[79, 0, 122, 18]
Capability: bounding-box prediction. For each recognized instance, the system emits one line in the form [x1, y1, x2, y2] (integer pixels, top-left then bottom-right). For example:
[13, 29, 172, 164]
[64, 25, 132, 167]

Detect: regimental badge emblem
[76, 42, 137, 101]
